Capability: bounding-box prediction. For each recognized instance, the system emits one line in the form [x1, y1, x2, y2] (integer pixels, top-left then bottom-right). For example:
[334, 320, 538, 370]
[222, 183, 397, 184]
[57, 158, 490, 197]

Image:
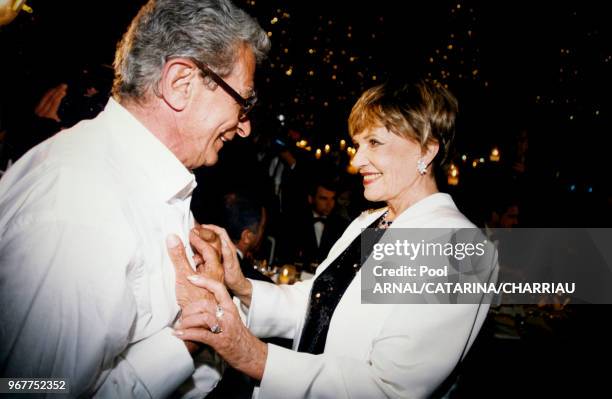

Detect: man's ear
[307, 195, 313, 205]
[240, 228, 253, 246]
[159, 59, 197, 111]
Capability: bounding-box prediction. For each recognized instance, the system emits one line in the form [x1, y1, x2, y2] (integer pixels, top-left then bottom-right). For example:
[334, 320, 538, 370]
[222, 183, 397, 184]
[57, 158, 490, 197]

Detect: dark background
[1, 1, 610, 397]
[1, 0, 610, 225]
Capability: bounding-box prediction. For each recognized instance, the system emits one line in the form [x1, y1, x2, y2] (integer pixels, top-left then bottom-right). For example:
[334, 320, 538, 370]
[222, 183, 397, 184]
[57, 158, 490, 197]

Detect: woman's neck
[386, 178, 439, 220]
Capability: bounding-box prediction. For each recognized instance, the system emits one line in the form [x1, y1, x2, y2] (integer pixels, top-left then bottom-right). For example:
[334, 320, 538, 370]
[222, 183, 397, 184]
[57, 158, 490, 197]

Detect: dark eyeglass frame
[189, 58, 257, 118]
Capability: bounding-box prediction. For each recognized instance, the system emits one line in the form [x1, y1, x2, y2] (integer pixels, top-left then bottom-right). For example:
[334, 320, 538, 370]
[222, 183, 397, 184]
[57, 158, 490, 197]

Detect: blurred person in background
[221, 193, 273, 283]
[279, 180, 349, 272]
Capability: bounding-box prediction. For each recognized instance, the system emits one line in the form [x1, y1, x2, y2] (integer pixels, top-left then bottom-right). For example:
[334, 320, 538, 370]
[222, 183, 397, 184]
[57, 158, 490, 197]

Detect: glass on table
[253, 258, 277, 277]
[278, 264, 298, 284]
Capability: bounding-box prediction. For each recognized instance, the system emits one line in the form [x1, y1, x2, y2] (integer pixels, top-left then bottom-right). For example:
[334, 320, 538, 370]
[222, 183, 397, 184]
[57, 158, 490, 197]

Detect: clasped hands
[166, 225, 267, 380]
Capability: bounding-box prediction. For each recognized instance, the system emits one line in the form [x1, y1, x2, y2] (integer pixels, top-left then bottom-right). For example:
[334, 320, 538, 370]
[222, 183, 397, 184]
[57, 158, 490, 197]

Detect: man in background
[221, 193, 273, 283]
[280, 181, 349, 271]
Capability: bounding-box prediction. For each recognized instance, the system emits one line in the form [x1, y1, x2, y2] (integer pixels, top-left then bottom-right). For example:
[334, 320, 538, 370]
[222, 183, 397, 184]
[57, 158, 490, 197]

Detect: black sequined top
[297, 214, 387, 354]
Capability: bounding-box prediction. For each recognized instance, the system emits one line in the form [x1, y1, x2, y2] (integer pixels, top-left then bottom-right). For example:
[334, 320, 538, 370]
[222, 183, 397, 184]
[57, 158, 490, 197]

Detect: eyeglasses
[190, 58, 257, 119]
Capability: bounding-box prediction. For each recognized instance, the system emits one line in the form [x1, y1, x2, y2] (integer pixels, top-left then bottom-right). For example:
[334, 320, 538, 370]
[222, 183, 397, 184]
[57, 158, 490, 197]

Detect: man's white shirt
[312, 211, 325, 247]
[0, 98, 220, 398]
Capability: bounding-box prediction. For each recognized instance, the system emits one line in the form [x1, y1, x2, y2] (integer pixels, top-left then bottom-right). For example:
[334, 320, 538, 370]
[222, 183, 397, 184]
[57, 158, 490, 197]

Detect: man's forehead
[317, 186, 336, 196]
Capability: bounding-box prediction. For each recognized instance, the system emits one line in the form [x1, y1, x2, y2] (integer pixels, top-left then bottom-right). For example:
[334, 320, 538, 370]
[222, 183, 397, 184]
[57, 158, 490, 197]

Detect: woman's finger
[190, 231, 222, 273]
[220, 238, 235, 264]
[187, 275, 234, 309]
[199, 225, 241, 275]
[174, 328, 217, 346]
[179, 310, 218, 330]
[191, 226, 221, 252]
[200, 224, 234, 249]
[192, 253, 204, 270]
[198, 227, 218, 243]
[181, 298, 216, 317]
[199, 226, 240, 269]
[190, 229, 220, 259]
[194, 224, 236, 265]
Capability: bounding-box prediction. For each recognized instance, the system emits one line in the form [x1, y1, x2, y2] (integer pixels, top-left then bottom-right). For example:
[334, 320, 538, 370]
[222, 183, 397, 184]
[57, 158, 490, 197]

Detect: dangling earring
[417, 158, 427, 175]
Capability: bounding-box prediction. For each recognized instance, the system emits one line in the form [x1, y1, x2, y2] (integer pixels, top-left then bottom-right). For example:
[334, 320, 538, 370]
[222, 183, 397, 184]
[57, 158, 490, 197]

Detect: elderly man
[0, 0, 269, 397]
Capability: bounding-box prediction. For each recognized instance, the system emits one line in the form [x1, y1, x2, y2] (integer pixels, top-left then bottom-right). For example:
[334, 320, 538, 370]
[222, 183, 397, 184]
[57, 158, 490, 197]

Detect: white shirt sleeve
[244, 279, 313, 339]
[0, 219, 194, 398]
[258, 304, 488, 399]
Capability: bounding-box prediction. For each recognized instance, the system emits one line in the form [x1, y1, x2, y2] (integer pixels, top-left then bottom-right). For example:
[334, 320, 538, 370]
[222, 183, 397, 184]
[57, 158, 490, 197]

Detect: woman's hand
[190, 225, 253, 306]
[188, 227, 224, 283]
[174, 275, 268, 380]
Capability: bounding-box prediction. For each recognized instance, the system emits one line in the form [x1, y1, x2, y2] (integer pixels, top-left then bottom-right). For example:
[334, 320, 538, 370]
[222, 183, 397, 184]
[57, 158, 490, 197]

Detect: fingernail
[166, 234, 181, 248]
[187, 275, 202, 283]
[192, 228, 200, 237]
[173, 329, 184, 336]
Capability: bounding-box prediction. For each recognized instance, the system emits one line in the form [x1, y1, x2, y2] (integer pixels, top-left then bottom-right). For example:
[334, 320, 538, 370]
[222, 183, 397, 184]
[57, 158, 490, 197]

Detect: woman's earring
[417, 158, 427, 175]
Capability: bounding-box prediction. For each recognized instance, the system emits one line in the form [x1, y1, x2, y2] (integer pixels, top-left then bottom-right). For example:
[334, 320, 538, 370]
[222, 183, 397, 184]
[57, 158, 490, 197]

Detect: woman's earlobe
[417, 158, 428, 175]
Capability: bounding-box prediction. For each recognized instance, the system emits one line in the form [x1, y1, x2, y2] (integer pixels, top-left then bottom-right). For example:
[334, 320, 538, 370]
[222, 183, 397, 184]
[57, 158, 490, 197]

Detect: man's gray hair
[112, 0, 270, 102]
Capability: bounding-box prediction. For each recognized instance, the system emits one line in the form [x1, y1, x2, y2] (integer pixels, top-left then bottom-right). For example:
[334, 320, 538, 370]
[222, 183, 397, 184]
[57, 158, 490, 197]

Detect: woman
[170, 80, 495, 398]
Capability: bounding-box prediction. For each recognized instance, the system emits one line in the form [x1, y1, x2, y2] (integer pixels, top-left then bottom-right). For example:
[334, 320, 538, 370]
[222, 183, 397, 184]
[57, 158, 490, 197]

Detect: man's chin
[191, 151, 219, 169]
[202, 155, 219, 167]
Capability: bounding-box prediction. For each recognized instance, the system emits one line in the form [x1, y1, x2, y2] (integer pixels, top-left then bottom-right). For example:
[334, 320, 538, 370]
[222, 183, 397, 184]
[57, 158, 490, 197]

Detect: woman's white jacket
[243, 193, 497, 398]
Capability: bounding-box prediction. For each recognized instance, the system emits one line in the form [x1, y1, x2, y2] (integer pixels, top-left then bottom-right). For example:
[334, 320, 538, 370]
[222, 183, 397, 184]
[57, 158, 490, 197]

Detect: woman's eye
[369, 139, 381, 146]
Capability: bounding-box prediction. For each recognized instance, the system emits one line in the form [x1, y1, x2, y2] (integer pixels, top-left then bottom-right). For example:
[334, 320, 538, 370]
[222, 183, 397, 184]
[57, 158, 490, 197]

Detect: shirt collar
[393, 193, 456, 224]
[312, 211, 326, 219]
[103, 98, 196, 202]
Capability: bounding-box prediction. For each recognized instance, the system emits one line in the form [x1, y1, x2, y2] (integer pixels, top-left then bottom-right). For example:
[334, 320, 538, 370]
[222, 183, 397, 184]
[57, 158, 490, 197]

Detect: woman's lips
[362, 173, 382, 185]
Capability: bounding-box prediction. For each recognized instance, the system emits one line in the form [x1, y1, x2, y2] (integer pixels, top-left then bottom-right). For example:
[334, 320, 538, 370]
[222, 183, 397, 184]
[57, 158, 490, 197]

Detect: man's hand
[191, 225, 253, 306]
[167, 232, 223, 309]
